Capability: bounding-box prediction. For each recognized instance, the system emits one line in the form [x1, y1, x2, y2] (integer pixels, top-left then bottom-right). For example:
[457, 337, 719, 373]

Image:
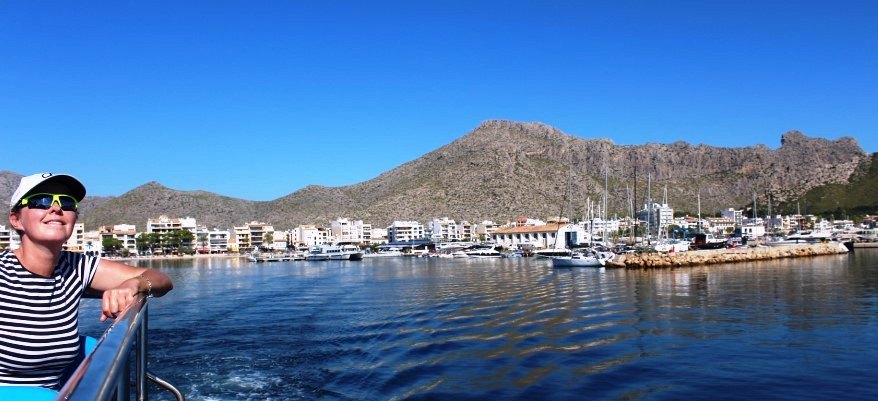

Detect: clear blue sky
[2, 1, 875, 201]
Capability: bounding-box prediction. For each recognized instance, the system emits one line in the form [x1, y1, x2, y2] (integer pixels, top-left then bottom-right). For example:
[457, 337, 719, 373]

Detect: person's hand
[100, 278, 140, 322]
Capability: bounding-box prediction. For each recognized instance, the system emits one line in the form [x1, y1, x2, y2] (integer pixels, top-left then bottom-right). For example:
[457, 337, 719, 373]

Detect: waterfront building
[370, 227, 388, 245]
[62, 223, 85, 252]
[456, 220, 473, 241]
[706, 217, 736, 235]
[296, 224, 330, 249]
[721, 208, 744, 227]
[741, 218, 766, 239]
[388, 221, 425, 242]
[637, 203, 674, 233]
[269, 230, 290, 251]
[234, 221, 275, 252]
[147, 216, 198, 249]
[428, 217, 459, 242]
[474, 220, 499, 241]
[491, 223, 587, 250]
[83, 230, 102, 256]
[330, 218, 371, 245]
[99, 224, 138, 255]
[204, 228, 231, 254]
[0, 224, 20, 250]
[579, 217, 620, 236]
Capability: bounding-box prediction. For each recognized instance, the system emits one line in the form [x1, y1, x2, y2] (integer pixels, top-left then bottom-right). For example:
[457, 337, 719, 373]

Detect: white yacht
[765, 230, 832, 247]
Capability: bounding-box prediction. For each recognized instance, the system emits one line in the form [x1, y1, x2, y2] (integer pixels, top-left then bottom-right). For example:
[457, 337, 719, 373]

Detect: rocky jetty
[606, 242, 850, 268]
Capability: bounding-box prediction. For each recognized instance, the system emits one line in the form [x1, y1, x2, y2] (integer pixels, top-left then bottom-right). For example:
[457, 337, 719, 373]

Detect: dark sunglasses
[18, 193, 79, 212]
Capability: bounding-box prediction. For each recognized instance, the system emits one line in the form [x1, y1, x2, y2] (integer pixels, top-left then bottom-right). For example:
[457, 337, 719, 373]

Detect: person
[0, 173, 173, 390]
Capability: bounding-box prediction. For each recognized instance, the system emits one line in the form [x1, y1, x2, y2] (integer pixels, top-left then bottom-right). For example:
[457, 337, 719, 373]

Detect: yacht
[765, 230, 832, 247]
[323, 244, 365, 260]
[550, 248, 613, 268]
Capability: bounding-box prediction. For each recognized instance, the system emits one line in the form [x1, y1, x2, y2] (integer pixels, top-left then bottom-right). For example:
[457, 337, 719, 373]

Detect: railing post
[137, 304, 149, 401]
[116, 355, 129, 401]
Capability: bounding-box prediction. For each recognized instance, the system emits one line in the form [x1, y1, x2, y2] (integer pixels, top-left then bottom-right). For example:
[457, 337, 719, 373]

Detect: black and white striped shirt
[0, 250, 98, 389]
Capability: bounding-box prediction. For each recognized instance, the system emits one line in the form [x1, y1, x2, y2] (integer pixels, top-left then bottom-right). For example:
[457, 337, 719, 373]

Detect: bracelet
[137, 273, 153, 297]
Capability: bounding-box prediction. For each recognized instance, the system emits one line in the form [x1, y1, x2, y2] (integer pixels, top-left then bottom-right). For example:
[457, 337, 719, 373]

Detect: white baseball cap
[9, 173, 87, 210]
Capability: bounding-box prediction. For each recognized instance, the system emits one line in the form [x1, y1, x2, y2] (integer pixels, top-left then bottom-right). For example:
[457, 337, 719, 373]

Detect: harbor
[77, 251, 878, 400]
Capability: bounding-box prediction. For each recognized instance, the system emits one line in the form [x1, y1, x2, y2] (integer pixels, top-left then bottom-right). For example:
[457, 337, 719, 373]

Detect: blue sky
[2, 1, 875, 201]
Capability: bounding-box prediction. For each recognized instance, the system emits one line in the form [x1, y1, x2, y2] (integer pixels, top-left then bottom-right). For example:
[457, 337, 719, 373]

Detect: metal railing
[55, 294, 183, 401]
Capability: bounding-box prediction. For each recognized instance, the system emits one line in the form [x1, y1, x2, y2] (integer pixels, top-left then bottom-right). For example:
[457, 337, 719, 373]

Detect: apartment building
[234, 221, 275, 252]
[473, 220, 499, 241]
[62, 223, 86, 252]
[99, 224, 139, 255]
[330, 218, 371, 244]
[428, 217, 459, 242]
[721, 208, 744, 227]
[388, 221, 425, 242]
[198, 228, 230, 254]
[0, 224, 19, 250]
[456, 220, 473, 241]
[296, 225, 330, 249]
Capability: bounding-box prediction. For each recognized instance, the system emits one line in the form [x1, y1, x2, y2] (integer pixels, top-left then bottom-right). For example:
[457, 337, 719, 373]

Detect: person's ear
[9, 211, 23, 231]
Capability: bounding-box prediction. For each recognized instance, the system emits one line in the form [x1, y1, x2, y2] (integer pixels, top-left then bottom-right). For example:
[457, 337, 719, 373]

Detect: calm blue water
[79, 250, 878, 401]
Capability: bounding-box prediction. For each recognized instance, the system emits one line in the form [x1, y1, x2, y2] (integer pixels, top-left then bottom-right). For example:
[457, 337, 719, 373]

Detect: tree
[102, 237, 124, 256]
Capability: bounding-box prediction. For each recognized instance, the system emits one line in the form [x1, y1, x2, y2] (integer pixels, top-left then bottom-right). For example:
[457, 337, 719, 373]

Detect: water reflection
[80, 252, 878, 400]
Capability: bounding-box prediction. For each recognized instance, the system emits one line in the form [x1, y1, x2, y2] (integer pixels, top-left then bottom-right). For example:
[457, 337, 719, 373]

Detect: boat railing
[55, 294, 184, 401]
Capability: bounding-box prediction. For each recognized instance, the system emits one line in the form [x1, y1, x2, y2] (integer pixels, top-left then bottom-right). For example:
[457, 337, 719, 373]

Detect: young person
[0, 173, 173, 389]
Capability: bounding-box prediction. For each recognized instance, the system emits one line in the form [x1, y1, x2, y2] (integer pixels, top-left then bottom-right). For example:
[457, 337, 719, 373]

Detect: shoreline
[105, 254, 243, 262]
[606, 242, 851, 268]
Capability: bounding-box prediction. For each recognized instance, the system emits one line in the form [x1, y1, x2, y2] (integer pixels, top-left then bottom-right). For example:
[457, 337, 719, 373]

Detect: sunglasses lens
[26, 195, 54, 210]
[58, 197, 78, 211]
[25, 194, 78, 211]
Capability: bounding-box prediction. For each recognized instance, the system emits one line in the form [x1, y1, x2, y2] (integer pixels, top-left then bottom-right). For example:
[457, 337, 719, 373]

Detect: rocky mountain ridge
[1, 120, 870, 231]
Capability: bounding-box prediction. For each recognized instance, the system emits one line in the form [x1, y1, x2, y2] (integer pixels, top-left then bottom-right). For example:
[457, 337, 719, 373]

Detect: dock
[606, 242, 851, 268]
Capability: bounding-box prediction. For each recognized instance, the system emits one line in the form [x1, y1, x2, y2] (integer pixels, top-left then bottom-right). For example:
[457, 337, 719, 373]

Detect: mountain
[1, 121, 872, 231]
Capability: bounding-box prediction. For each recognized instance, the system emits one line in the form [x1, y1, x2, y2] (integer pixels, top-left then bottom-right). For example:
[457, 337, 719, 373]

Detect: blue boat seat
[0, 336, 98, 401]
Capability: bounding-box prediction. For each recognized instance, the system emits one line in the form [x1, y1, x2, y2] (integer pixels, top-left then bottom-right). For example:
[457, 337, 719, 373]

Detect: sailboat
[549, 158, 612, 268]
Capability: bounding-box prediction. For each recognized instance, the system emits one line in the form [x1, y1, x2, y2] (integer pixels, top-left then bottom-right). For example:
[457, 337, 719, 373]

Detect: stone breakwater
[606, 242, 850, 268]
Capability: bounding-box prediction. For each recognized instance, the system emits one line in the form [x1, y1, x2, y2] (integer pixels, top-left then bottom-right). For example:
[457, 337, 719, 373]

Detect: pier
[606, 242, 851, 268]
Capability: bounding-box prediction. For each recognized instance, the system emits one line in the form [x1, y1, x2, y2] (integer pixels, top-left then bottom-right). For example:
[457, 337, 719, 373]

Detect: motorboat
[691, 234, 727, 250]
[464, 245, 502, 258]
[364, 247, 403, 258]
[654, 239, 691, 253]
[765, 230, 832, 247]
[323, 244, 365, 260]
[550, 249, 613, 268]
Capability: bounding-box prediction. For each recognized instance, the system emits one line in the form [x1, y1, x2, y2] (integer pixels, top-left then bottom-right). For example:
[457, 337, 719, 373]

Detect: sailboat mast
[647, 172, 652, 244]
[697, 191, 702, 234]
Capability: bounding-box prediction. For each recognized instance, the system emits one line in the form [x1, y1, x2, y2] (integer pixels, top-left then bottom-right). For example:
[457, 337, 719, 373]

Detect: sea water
[79, 251, 878, 400]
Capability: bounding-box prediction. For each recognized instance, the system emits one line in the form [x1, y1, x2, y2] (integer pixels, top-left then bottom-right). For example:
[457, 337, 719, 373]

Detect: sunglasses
[18, 193, 79, 212]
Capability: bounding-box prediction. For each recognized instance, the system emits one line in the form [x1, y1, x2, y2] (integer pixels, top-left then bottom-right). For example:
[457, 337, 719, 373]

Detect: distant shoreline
[105, 254, 243, 262]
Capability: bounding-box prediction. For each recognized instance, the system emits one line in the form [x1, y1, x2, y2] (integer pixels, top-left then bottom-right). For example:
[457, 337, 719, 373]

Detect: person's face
[8, 182, 78, 245]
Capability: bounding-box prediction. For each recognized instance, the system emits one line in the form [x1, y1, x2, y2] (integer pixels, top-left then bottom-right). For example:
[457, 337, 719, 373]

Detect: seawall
[606, 242, 850, 269]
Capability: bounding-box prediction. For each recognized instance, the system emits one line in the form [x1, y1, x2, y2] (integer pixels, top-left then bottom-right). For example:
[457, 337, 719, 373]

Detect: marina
[77, 250, 878, 400]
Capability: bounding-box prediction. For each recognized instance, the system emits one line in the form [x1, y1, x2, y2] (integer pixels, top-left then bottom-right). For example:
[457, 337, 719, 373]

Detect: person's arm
[89, 259, 173, 322]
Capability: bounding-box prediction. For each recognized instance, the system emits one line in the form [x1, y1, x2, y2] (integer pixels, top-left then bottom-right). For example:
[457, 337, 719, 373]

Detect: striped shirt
[0, 250, 98, 389]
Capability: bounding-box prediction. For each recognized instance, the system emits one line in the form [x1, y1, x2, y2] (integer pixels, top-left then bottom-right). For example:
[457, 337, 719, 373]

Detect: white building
[474, 220, 499, 241]
[100, 224, 138, 255]
[429, 217, 459, 242]
[233, 221, 275, 252]
[204, 228, 231, 254]
[297, 225, 331, 249]
[456, 220, 473, 241]
[63, 223, 86, 252]
[579, 218, 620, 236]
[491, 223, 587, 250]
[388, 221, 425, 242]
[0, 224, 20, 250]
[330, 218, 371, 244]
